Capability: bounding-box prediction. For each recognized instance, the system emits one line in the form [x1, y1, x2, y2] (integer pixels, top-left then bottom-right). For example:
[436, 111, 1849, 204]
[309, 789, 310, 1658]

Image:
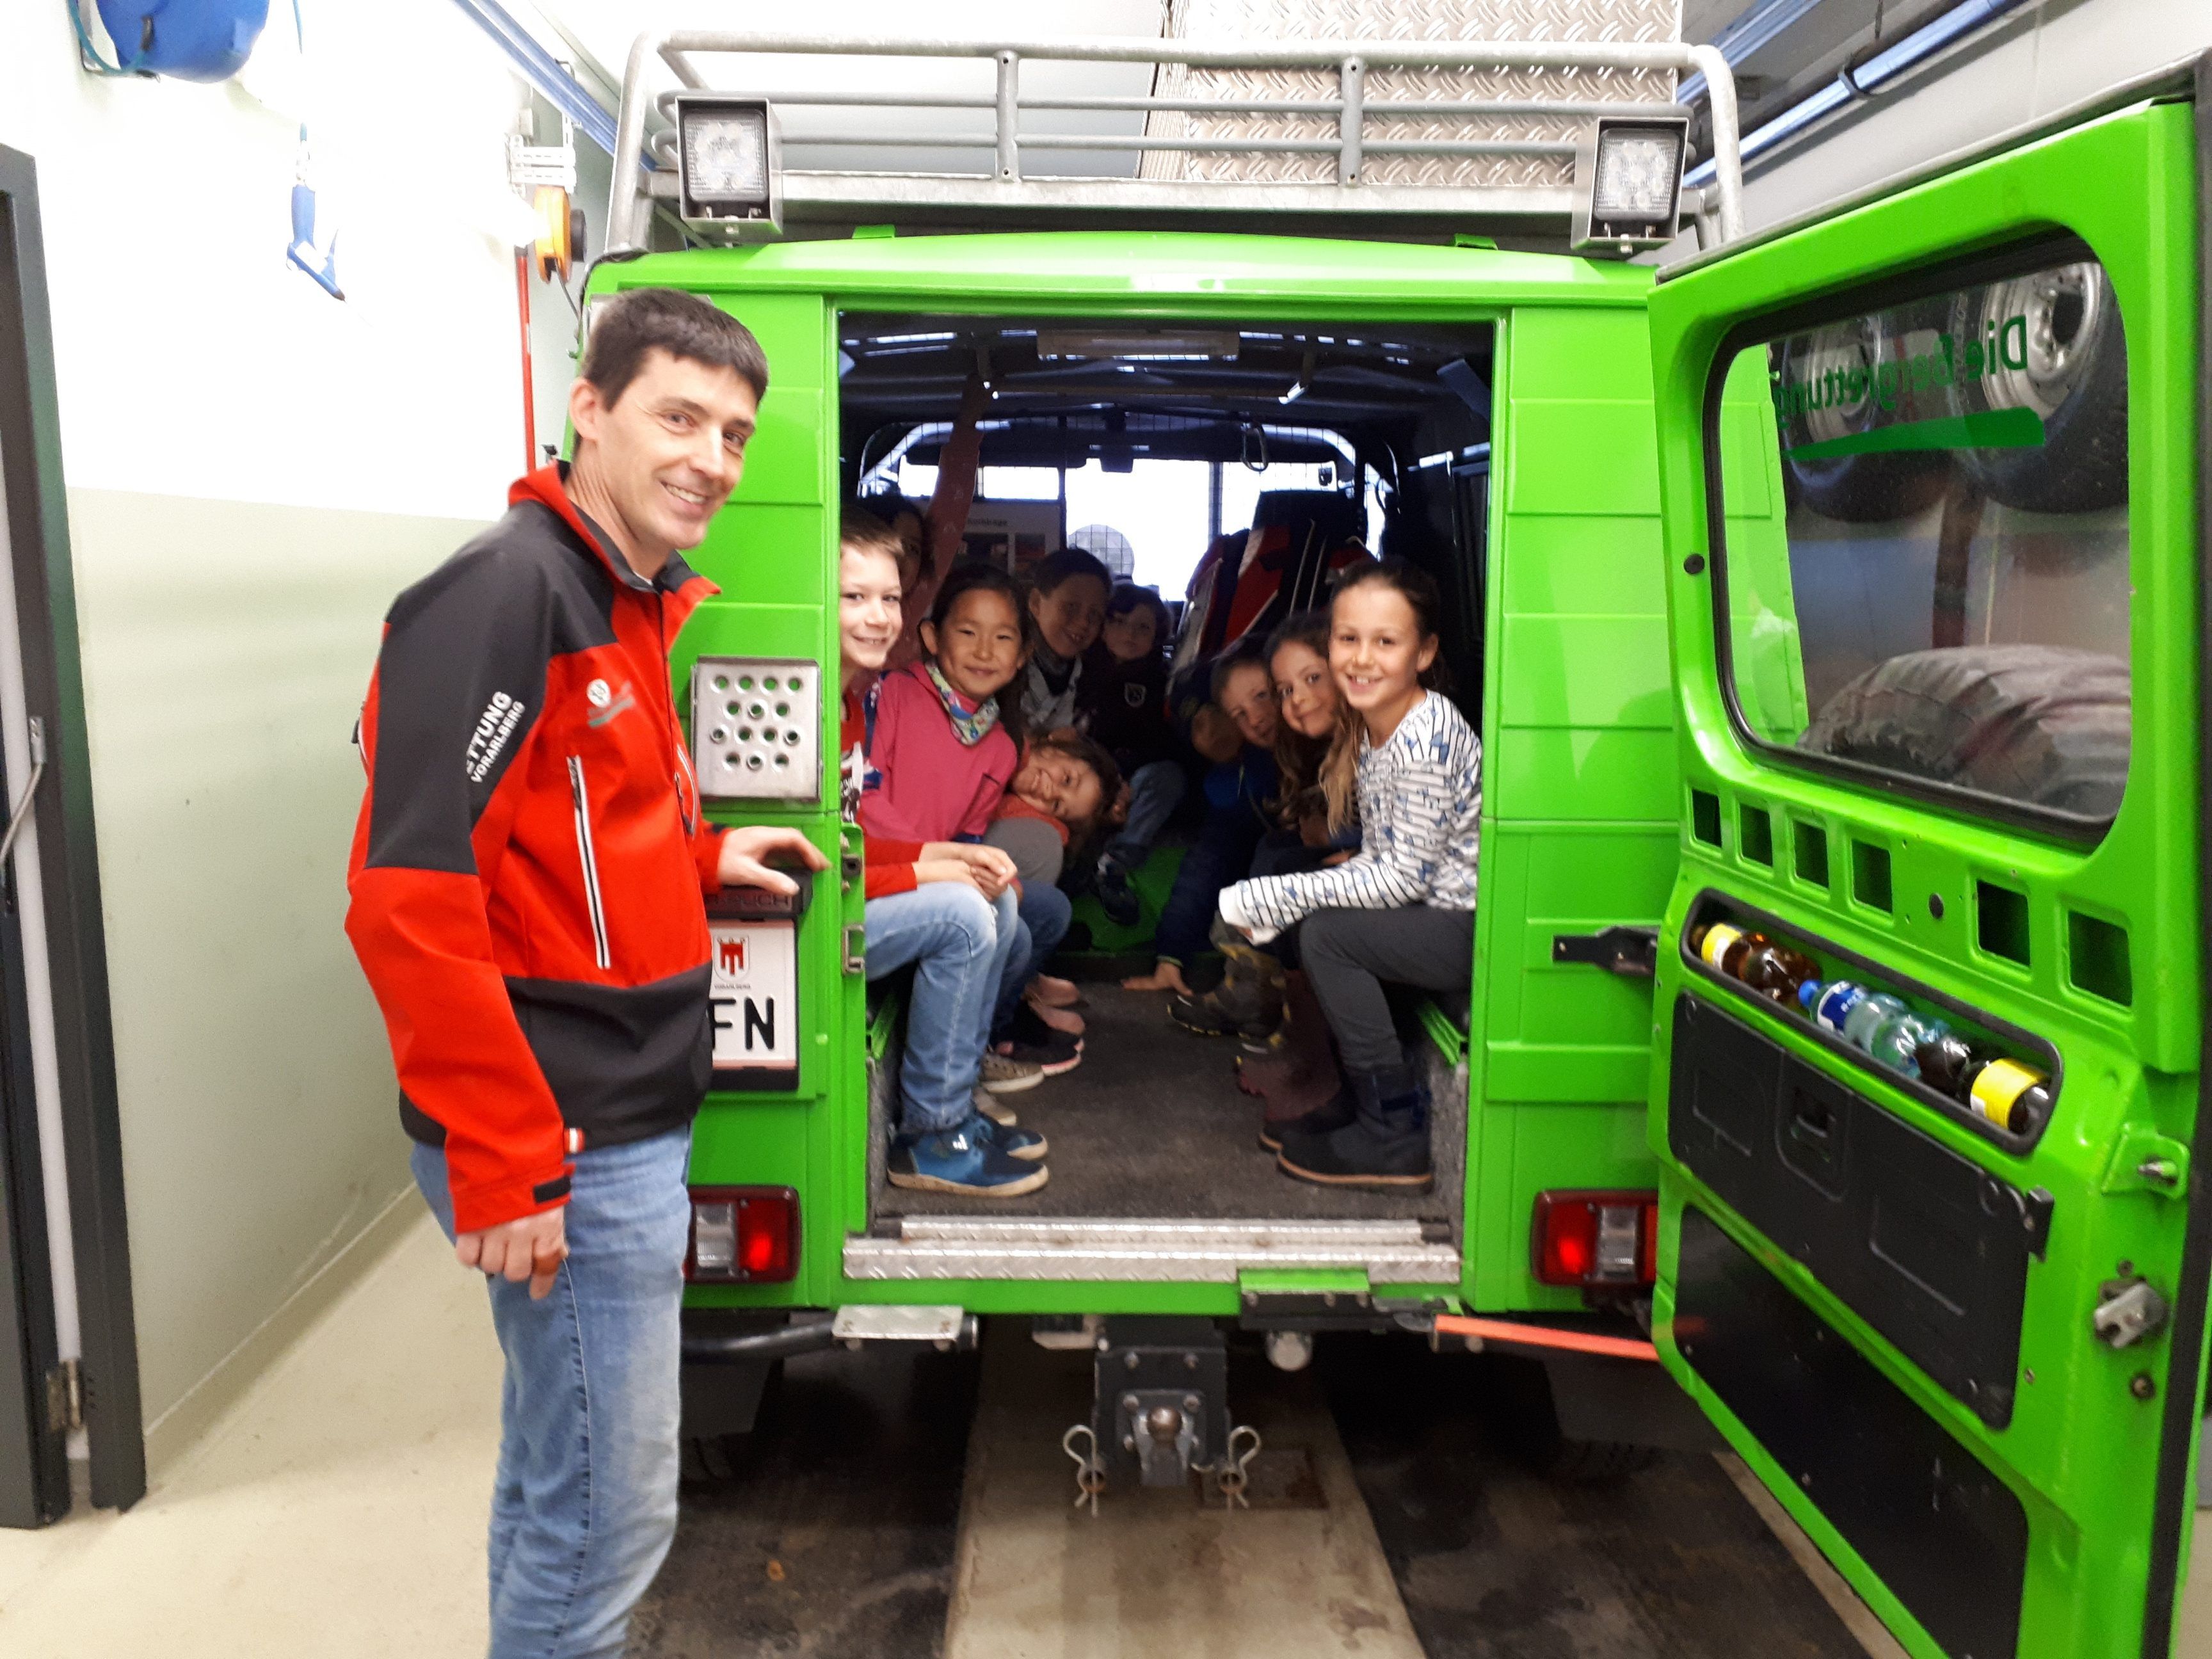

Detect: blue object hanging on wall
[92, 0, 269, 82]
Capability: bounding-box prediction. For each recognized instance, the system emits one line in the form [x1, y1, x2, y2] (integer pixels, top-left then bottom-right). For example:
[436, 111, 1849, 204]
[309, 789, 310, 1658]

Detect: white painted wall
[0, 0, 544, 1464]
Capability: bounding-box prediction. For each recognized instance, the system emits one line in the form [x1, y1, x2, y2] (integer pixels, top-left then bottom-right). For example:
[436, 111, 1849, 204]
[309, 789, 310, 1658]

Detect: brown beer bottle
[1687, 922, 1763, 982]
[1741, 940, 1819, 1005]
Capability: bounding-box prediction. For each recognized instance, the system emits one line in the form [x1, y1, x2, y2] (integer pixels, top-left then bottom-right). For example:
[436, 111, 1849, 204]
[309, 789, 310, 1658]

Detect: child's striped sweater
[1224, 691, 1481, 934]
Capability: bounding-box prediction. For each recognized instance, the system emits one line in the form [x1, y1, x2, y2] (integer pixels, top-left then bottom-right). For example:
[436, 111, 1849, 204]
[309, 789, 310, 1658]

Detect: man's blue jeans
[413, 1126, 693, 1659]
[993, 879, 1071, 1034]
[866, 881, 1020, 1133]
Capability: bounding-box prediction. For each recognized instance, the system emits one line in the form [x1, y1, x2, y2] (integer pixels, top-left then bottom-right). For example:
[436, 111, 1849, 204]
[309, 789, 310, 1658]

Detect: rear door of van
[1646, 85, 2206, 1659]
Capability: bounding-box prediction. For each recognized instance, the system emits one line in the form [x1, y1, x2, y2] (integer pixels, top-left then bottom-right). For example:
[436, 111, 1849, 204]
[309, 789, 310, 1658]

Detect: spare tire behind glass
[1944, 262, 2128, 516]
[1799, 644, 2129, 822]
[1774, 313, 1953, 524]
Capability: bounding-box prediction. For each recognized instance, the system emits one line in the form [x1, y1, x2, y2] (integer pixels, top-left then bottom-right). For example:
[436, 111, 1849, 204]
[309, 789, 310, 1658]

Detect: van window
[1710, 250, 2131, 833]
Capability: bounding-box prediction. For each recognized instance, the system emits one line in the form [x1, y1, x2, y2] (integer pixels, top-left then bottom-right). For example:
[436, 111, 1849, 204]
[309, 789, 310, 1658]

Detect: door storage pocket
[1667, 993, 2051, 1427]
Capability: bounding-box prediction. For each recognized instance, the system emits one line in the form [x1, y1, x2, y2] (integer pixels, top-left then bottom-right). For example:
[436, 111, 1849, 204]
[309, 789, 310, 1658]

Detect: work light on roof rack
[1571, 115, 1690, 256]
[675, 95, 783, 239]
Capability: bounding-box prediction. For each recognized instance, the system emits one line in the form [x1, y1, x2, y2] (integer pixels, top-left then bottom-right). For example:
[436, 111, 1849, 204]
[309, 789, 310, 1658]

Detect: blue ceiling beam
[449, 0, 620, 156]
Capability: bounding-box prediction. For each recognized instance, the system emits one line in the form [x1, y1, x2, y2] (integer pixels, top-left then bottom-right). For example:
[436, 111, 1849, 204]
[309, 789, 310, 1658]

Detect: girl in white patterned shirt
[1216, 559, 1480, 1189]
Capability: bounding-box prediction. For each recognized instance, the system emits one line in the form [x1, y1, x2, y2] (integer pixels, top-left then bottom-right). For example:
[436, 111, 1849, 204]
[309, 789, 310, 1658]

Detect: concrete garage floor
[1, 1213, 2210, 1657]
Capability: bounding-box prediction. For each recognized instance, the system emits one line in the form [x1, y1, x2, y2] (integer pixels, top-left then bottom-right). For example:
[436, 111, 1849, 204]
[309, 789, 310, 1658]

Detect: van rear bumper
[843, 1217, 1460, 1283]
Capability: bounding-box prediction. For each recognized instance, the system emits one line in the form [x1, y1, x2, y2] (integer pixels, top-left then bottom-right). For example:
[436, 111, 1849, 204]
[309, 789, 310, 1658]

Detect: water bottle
[1799, 977, 1868, 1036]
[1870, 1009, 1950, 1079]
[1840, 991, 1907, 1055]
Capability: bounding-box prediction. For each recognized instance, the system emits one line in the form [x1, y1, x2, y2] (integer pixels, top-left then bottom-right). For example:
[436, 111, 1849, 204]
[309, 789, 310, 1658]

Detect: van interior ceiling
[838, 316, 1496, 1227]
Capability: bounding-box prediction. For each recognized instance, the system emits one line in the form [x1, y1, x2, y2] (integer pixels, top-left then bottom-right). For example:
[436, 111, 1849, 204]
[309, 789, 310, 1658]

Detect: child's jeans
[1103, 759, 1187, 870]
[867, 882, 1022, 1132]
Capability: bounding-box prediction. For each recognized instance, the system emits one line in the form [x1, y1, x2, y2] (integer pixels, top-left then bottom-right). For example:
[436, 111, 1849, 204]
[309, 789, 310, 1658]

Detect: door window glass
[1711, 253, 2130, 831]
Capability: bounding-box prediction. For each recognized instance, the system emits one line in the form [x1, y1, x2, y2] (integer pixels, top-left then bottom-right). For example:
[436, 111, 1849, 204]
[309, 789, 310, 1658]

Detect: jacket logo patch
[587, 681, 638, 728]
[467, 692, 527, 783]
[1123, 683, 1148, 709]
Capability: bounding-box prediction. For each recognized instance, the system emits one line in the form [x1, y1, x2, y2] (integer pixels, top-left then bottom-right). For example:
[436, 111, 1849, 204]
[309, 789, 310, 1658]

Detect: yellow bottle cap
[1697, 922, 1744, 971]
[1969, 1057, 2047, 1132]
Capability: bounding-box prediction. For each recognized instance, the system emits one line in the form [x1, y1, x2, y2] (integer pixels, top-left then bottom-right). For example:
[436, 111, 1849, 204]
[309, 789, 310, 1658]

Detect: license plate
[709, 919, 797, 1087]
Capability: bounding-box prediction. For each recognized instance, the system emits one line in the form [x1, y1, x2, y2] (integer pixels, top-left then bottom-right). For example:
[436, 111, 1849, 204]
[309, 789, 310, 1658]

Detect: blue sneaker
[968, 1099, 1048, 1162]
[888, 1125, 1050, 1196]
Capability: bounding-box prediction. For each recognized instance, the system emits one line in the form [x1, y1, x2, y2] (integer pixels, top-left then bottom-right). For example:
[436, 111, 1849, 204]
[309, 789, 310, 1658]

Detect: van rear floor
[878, 984, 1456, 1224]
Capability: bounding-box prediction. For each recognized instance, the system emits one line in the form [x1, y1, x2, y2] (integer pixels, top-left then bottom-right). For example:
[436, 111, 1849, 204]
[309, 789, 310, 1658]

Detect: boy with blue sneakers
[837, 507, 1049, 1196]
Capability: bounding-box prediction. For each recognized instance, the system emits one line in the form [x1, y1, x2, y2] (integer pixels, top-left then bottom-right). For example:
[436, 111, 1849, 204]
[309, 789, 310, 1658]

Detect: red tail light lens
[1532, 1190, 1659, 1287]
[686, 1187, 799, 1283]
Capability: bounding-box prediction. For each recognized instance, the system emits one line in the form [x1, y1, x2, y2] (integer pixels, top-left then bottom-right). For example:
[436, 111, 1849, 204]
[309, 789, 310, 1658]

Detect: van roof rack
[607, 28, 1743, 255]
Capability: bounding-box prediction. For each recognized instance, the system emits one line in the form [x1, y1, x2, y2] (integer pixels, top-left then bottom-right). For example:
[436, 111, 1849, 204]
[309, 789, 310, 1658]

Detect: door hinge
[44, 1358, 81, 1434]
[1551, 925, 1659, 977]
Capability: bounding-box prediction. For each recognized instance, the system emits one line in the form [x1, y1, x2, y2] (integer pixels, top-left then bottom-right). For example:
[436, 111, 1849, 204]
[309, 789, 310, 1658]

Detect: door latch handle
[1551, 925, 1658, 978]
[0, 717, 47, 867]
[2093, 1277, 2171, 1349]
[842, 923, 866, 976]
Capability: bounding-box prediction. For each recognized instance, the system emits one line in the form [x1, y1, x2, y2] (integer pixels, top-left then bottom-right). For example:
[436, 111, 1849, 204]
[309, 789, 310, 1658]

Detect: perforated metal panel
[1144, 0, 1683, 190]
[692, 657, 822, 802]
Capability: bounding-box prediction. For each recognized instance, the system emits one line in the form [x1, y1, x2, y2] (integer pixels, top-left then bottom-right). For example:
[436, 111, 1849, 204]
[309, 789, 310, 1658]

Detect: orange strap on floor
[1432, 1314, 1659, 1363]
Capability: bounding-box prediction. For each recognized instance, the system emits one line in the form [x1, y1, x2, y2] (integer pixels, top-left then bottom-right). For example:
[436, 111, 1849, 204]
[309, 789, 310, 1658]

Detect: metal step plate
[844, 1217, 1461, 1283]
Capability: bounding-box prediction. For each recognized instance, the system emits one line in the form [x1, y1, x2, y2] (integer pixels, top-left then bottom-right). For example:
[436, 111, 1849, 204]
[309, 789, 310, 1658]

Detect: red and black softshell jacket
[346, 466, 730, 1233]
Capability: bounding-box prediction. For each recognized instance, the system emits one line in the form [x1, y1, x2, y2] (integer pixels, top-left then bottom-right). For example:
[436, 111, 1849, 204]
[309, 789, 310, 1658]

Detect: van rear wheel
[1486, 1351, 1662, 1487]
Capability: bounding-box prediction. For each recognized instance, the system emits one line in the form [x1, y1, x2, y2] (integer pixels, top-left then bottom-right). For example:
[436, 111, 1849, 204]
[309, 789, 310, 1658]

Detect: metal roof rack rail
[607, 28, 1743, 253]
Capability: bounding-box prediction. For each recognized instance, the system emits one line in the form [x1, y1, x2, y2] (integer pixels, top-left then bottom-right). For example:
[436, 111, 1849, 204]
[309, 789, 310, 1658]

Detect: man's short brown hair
[580, 287, 770, 408]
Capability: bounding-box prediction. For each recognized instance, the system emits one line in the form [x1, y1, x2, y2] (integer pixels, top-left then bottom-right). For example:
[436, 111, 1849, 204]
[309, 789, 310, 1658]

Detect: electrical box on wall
[692, 658, 821, 803]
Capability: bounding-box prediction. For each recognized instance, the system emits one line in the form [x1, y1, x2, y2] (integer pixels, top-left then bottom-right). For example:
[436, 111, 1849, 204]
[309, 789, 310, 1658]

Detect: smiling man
[345, 287, 824, 1658]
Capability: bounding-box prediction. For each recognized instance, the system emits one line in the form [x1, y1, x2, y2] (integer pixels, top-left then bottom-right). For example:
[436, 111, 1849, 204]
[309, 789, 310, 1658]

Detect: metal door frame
[0, 143, 143, 1518]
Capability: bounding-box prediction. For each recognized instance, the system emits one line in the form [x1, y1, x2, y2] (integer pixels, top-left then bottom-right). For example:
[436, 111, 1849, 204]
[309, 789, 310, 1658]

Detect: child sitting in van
[986, 735, 1122, 1055]
[842, 520, 1049, 1195]
[1017, 547, 1113, 735]
[1123, 643, 1280, 998]
[1084, 584, 1187, 926]
[1215, 559, 1481, 1190]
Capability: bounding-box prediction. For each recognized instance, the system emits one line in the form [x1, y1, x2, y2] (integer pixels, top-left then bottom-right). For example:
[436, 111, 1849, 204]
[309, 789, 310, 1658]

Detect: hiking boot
[1171, 930, 1284, 1041]
[1277, 1064, 1432, 1189]
[888, 1125, 1049, 1197]
[979, 1051, 1042, 1095]
[1096, 853, 1141, 927]
[969, 1099, 1048, 1162]
[1258, 1080, 1356, 1153]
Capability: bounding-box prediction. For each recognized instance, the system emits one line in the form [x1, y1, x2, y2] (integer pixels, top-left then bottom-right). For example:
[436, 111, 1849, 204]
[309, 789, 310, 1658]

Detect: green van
[591, 31, 2211, 1659]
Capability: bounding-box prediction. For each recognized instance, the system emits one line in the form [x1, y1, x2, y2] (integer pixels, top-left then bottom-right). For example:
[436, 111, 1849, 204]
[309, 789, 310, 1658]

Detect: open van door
[1646, 71, 2208, 1659]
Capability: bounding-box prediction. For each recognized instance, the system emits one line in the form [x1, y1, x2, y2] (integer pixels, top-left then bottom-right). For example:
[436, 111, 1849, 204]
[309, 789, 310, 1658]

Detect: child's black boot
[1276, 1061, 1432, 1189]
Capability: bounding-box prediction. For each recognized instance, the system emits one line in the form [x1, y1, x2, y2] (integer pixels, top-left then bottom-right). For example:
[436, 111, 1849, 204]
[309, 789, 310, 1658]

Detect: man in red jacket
[346, 287, 823, 1658]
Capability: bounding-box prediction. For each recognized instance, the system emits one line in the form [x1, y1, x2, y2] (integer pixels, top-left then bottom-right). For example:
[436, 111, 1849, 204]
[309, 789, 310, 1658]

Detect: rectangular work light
[675, 95, 784, 237]
[1571, 115, 1690, 255]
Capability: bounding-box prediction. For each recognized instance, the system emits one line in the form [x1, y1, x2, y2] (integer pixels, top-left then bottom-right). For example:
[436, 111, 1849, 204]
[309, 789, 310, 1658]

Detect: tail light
[686, 1186, 799, 1283]
[1532, 1190, 1659, 1288]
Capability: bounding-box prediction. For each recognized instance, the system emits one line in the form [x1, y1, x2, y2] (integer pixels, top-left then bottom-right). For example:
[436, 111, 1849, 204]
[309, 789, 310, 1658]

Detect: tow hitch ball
[1062, 1318, 1259, 1514]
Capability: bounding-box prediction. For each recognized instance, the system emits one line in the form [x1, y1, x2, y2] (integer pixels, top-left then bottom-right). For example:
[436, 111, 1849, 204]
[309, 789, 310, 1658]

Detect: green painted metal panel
[1647, 100, 2203, 1659]
[1496, 615, 1672, 728]
[1489, 728, 1678, 822]
[1507, 401, 1662, 516]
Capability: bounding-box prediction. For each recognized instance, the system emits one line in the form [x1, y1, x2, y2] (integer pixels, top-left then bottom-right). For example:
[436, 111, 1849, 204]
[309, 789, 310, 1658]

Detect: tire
[1800, 643, 2130, 819]
[1946, 261, 2127, 516]
[1775, 319, 1953, 524]
[1539, 1436, 1664, 1486]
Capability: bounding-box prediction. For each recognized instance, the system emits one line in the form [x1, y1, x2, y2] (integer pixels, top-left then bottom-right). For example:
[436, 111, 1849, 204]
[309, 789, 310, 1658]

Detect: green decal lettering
[1964, 338, 1984, 376]
[2001, 312, 2028, 371]
[1875, 360, 1902, 411]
